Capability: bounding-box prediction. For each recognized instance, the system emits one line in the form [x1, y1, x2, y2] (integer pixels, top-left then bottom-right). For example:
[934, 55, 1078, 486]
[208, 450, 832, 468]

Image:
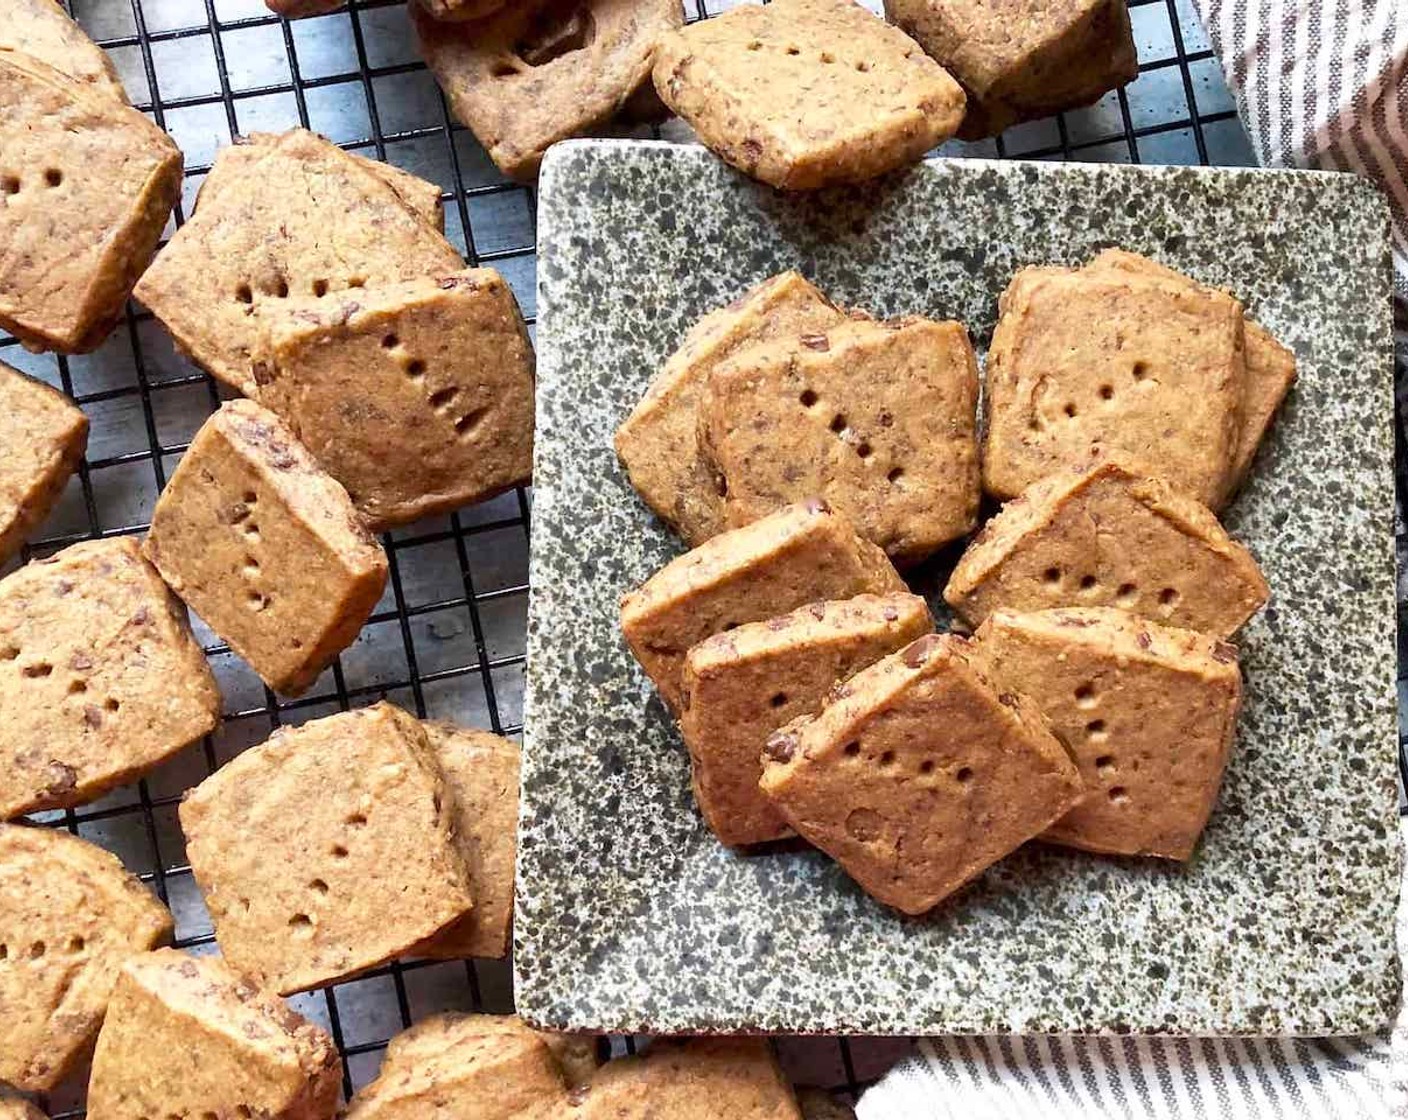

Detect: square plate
[516, 140, 1401, 1035]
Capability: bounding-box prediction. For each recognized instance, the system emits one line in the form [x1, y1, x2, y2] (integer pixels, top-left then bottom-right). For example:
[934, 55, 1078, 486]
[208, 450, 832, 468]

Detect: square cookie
[179, 702, 475, 995]
[144, 400, 388, 697]
[620, 501, 905, 713]
[615, 271, 846, 547]
[5, 0, 128, 104]
[577, 1038, 800, 1119]
[0, 363, 89, 564]
[680, 592, 932, 847]
[974, 607, 1242, 860]
[653, 0, 965, 190]
[983, 265, 1246, 508]
[0, 52, 182, 354]
[0, 537, 222, 820]
[0, 824, 172, 1093]
[134, 128, 463, 397]
[701, 316, 981, 564]
[253, 269, 535, 530]
[943, 458, 1269, 638]
[759, 633, 1084, 914]
[88, 948, 342, 1120]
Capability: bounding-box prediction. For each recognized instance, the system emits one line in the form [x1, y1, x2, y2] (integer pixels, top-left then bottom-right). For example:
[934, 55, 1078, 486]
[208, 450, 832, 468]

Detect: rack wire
[6, 0, 1396, 1114]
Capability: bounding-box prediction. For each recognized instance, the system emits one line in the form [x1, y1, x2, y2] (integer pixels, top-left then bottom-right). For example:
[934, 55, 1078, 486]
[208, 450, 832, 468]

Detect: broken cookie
[0, 363, 89, 564]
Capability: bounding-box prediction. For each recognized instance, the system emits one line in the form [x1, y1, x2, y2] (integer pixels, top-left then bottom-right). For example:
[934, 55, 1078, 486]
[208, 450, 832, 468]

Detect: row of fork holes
[287, 811, 368, 933]
[381, 333, 484, 438]
[1040, 569, 1179, 609]
[843, 740, 974, 784]
[1, 169, 62, 195]
[1073, 684, 1128, 803]
[0, 935, 85, 961]
[138, 1110, 249, 1120]
[747, 40, 911, 68]
[1, 648, 122, 717]
[1052, 362, 1152, 422]
[799, 389, 904, 485]
[234, 276, 364, 305]
[236, 491, 271, 614]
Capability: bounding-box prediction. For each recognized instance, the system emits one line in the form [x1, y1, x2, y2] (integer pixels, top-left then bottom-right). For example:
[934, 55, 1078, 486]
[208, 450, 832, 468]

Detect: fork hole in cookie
[1079, 574, 1097, 591]
[288, 913, 314, 937]
[1074, 683, 1097, 707]
[68, 679, 87, 694]
[746, 39, 762, 50]
[829, 413, 847, 434]
[29, 940, 46, 959]
[1, 175, 19, 195]
[785, 45, 800, 55]
[347, 276, 365, 289]
[955, 766, 973, 783]
[1063, 402, 1078, 418]
[22, 662, 52, 678]
[104, 698, 120, 712]
[331, 843, 349, 858]
[918, 759, 935, 775]
[0, 944, 7, 960]
[235, 283, 253, 305]
[274, 278, 290, 299]
[247, 591, 269, 612]
[887, 467, 904, 485]
[405, 359, 426, 379]
[769, 692, 787, 709]
[243, 524, 261, 544]
[1095, 754, 1116, 776]
[799, 388, 818, 408]
[1157, 587, 1179, 608]
[381, 333, 399, 350]
[312, 279, 329, 297]
[345, 812, 368, 828]
[430, 381, 460, 407]
[1115, 582, 1138, 605]
[309, 878, 329, 895]
[1099, 384, 1114, 400]
[1132, 360, 1150, 381]
[455, 409, 486, 437]
[0, 645, 17, 661]
[877, 750, 895, 767]
[1042, 566, 1062, 586]
[67, 935, 86, 954]
[843, 741, 860, 757]
[857, 59, 872, 71]
[1086, 720, 1108, 739]
[820, 51, 835, 63]
[44, 168, 62, 187]
[242, 556, 260, 578]
[1108, 785, 1129, 804]
[856, 441, 873, 459]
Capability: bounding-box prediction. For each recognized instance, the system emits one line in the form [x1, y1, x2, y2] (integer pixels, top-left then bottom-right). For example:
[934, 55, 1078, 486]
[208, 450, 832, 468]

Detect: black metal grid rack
[6, 0, 1392, 1114]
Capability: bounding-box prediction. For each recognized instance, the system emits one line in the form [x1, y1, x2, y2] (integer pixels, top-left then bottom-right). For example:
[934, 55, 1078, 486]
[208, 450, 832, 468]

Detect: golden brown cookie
[701, 316, 981, 564]
[680, 593, 932, 847]
[143, 400, 388, 697]
[412, 722, 520, 961]
[943, 458, 1269, 638]
[0, 824, 172, 1093]
[621, 501, 905, 713]
[87, 948, 342, 1120]
[180, 702, 475, 995]
[134, 127, 463, 397]
[0, 537, 221, 820]
[4, 0, 127, 103]
[615, 272, 846, 547]
[0, 52, 182, 355]
[414, 0, 683, 182]
[252, 269, 534, 530]
[983, 265, 1246, 508]
[759, 633, 1083, 914]
[884, 0, 1137, 137]
[973, 607, 1241, 860]
[653, 0, 965, 190]
[0, 363, 88, 564]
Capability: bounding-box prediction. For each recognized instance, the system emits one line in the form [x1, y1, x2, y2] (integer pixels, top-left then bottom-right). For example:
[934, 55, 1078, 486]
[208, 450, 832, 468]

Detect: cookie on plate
[974, 608, 1241, 859]
[253, 269, 534, 530]
[943, 458, 1268, 638]
[615, 271, 846, 546]
[0, 363, 88, 564]
[134, 128, 463, 397]
[414, 0, 684, 182]
[576, 1038, 801, 1119]
[760, 633, 1083, 914]
[87, 948, 341, 1120]
[701, 316, 981, 564]
[0, 537, 221, 820]
[653, 0, 965, 190]
[0, 824, 172, 1093]
[621, 500, 905, 713]
[144, 400, 388, 697]
[180, 702, 475, 995]
[5, 0, 128, 103]
[680, 593, 932, 847]
[983, 264, 1246, 508]
[0, 52, 182, 354]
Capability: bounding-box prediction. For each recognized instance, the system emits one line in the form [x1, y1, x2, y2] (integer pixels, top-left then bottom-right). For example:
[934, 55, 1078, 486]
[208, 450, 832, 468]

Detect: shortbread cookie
[577, 1039, 801, 1119]
[943, 459, 1269, 638]
[414, 0, 684, 181]
[984, 265, 1246, 507]
[144, 400, 388, 697]
[680, 593, 932, 847]
[375, 1013, 597, 1091]
[180, 703, 475, 995]
[0, 1097, 45, 1120]
[974, 608, 1241, 859]
[760, 633, 1083, 914]
[616, 272, 845, 546]
[88, 948, 341, 1120]
[134, 128, 463, 397]
[0, 53, 182, 354]
[884, 0, 1137, 137]
[702, 316, 980, 564]
[653, 0, 965, 190]
[253, 269, 534, 530]
[0, 363, 88, 563]
[0, 824, 172, 1093]
[6, 0, 127, 103]
[0, 538, 221, 819]
[621, 501, 905, 712]
[413, 723, 520, 961]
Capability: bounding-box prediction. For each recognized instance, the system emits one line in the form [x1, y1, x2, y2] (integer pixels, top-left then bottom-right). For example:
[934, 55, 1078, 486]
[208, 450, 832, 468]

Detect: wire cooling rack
[9, 0, 1400, 1114]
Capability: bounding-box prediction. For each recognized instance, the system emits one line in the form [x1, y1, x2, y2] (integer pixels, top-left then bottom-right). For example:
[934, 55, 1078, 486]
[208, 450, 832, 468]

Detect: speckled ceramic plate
[516, 139, 1401, 1035]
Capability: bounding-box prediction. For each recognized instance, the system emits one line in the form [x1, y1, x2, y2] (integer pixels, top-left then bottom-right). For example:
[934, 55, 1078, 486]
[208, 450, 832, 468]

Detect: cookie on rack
[700, 316, 981, 564]
[265, 0, 349, 16]
[620, 500, 905, 713]
[0, 52, 182, 354]
[143, 400, 388, 697]
[0, 363, 89, 564]
[680, 593, 932, 847]
[943, 458, 1269, 638]
[0, 537, 221, 820]
[0, 824, 173, 1093]
[653, 0, 965, 190]
[5, 0, 128, 103]
[180, 702, 475, 995]
[417, 0, 509, 20]
[414, 0, 684, 182]
[759, 633, 1084, 914]
[87, 948, 342, 1120]
[973, 607, 1242, 860]
[252, 269, 534, 531]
